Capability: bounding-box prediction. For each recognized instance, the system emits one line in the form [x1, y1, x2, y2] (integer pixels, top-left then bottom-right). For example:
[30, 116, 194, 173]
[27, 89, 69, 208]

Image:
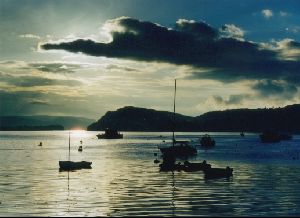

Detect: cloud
[175, 19, 218, 40]
[0, 89, 86, 116]
[0, 60, 83, 74]
[19, 34, 41, 39]
[28, 99, 50, 105]
[106, 64, 138, 72]
[252, 80, 297, 98]
[261, 38, 300, 61]
[40, 17, 300, 89]
[212, 94, 248, 105]
[286, 26, 300, 34]
[26, 63, 80, 74]
[8, 76, 82, 87]
[277, 40, 300, 61]
[220, 24, 245, 39]
[41, 17, 225, 66]
[262, 9, 273, 18]
[279, 11, 288, 17]
[0, 70, 82, 88]
[0, 90, 45, 115]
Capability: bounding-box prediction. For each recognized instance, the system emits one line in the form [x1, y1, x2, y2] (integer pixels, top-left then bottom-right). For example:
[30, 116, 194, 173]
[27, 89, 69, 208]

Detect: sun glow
[70, 129, 87, 138]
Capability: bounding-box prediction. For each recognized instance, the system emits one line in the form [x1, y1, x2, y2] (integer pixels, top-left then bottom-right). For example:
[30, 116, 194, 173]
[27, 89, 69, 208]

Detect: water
[0, 131, 300, 216]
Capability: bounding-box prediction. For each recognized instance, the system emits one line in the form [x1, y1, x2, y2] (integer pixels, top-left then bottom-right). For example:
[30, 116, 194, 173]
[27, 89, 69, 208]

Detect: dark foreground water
[0, 131, 300, 216]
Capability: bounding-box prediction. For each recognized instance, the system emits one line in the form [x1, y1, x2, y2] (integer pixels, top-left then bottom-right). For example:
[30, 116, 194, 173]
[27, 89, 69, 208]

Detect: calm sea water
[0, 131, 300, 216]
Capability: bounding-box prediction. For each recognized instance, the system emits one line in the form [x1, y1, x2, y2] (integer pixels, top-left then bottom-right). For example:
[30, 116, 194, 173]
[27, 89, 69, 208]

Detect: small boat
[59, 161, 92, 171]
[240, 132, 245, 137]
[159, 140, 197, 157]
[159, 161, 186, 172]
[159, 158, 211, 172]
[200, 134, 215, 147]
[259, 130, 281, 143]
[203, 166, 233, 179]
[96, 128, 123, 139]
[59, 132, 92, 171]
[182, 160, 211, 172]
[159, 79, 197, 158]
[78, 145, 83, 152]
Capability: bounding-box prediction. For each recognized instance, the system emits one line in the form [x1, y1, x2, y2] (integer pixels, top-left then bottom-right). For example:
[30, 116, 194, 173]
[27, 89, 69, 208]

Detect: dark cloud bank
[41, 17, 300, 95]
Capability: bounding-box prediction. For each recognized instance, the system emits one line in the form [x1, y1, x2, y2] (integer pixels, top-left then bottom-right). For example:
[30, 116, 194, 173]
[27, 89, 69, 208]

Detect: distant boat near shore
[96, 128, 123, 139]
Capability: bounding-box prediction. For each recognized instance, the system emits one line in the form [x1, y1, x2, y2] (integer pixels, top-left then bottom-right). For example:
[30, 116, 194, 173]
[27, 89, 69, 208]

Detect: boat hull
[96, 134, 123, 139]
[59, 161, 92, 171]
[159, 161, 211, 172]
[159, 145, 197, 157]
[204, 167, 233, 180]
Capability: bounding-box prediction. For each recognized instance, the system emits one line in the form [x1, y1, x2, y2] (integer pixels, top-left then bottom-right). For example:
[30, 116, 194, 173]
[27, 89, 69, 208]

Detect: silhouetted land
[0, 115, 95, 130]
[0, 125, 64, 131]
[87, 104, 300, 133]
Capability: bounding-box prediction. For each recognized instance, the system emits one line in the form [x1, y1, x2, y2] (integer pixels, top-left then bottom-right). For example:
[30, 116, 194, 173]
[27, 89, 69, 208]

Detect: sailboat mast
[173, 79, 176, 146]
[68, 131, 70, 161]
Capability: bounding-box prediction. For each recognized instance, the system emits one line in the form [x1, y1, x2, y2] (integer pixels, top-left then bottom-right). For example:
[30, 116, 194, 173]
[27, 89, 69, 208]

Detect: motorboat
[97, 128, 123, 139]
[203, 166, 233, 179]
[59, 161, 92, 171]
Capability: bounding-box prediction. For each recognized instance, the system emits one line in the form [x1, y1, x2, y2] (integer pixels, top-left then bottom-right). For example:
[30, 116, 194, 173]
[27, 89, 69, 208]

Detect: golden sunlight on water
[0, 131, 300, 216]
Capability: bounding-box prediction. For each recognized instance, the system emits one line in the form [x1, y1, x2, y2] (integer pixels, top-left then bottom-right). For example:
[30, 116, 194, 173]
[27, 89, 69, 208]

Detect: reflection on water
[0, 131, 300, 216]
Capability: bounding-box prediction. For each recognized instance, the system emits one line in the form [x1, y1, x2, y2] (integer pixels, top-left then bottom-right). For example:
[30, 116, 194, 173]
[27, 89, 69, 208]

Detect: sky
[1, 0, 300, 119]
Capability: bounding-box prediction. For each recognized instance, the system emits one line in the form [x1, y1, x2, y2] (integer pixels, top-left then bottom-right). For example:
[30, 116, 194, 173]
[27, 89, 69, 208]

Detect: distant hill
[87, 104, 300, 133]
[0, 115, 95, 130]
[87, 106, 197, 131]
[0, 125, 64, 131]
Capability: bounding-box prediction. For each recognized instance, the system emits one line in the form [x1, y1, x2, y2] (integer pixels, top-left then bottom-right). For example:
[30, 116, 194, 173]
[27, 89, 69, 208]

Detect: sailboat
[59, 132, 92, 171]
[159, 79, 197, 158]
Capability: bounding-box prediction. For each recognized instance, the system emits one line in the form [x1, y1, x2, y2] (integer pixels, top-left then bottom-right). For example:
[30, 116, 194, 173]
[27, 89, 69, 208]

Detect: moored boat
[97, 128, 123, 139]
[159, 140, 197, 157]
[203, 166, 233, 179]
[158, 79, 197, 158]
[59, 161, 92, 171]
[59, 132, 92, 171]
